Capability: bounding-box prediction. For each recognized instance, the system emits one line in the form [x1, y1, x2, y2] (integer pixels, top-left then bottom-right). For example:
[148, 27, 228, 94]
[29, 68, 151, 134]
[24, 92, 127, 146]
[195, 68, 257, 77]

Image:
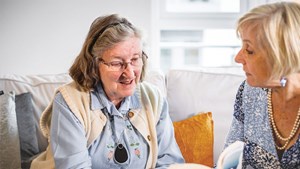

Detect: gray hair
[69, 14, 148, 90]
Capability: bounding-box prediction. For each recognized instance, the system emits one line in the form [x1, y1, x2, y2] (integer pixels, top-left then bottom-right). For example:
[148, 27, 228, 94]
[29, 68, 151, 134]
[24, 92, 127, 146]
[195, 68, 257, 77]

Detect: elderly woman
[223, 1, 300, 169]
[30, 14, 184, 169]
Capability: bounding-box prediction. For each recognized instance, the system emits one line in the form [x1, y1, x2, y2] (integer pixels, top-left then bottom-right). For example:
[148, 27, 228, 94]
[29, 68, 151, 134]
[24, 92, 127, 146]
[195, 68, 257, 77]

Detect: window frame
[149, 0, 269, 71]
[159, 0, 250, 30]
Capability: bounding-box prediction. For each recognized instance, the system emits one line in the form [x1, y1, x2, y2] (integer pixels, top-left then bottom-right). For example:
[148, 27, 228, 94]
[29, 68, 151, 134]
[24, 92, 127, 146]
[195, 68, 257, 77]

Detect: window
[151, 0, 254, 73]
[160, 29, 241, 73]
[150, 0, 289, 73]
[166, 0, 241, 13]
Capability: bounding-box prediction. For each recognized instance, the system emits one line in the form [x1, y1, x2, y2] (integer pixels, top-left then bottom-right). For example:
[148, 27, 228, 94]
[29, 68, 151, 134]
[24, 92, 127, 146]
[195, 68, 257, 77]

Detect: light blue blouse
[49, 82, 184, 169]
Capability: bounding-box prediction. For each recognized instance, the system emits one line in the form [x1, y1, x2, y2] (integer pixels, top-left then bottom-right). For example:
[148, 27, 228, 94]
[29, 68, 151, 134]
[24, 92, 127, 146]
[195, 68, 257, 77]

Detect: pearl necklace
[267, 89, 300, 150]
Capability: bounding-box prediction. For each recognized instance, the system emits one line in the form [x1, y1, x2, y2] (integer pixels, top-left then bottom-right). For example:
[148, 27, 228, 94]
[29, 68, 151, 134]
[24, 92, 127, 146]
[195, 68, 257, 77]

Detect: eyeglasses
[99, 56, 143, 71]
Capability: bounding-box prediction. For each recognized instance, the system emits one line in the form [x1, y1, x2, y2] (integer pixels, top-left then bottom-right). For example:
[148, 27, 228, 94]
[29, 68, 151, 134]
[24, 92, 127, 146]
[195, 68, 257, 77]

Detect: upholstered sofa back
[0, 71, 166, 151]
[0, 67, 245, 167]
[0, 74, 73, 151]
[166, 67, 245, 162]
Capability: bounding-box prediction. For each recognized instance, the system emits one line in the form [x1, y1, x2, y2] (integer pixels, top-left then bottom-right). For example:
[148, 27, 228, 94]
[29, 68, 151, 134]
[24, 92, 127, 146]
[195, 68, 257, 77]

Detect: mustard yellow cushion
[173, 112, 214, 167]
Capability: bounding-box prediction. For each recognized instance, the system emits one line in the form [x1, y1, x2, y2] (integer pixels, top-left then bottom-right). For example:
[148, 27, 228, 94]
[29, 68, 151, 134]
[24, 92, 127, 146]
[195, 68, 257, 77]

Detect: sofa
[0, 66, 245, 168]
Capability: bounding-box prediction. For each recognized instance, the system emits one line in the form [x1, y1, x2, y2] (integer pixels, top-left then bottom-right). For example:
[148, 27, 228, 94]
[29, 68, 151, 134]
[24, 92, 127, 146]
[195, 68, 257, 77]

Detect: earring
[280, 77, 287, 87]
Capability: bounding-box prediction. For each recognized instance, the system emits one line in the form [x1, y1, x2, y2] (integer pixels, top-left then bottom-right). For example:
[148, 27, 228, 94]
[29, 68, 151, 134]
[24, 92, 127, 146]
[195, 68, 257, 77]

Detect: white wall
[0, 0, 152, 75]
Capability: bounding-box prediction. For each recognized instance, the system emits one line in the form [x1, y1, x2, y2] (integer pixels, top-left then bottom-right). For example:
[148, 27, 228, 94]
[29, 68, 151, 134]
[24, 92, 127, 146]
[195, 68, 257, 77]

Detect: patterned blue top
[50, 82, 184, 169]
[224, 81, 300, 169]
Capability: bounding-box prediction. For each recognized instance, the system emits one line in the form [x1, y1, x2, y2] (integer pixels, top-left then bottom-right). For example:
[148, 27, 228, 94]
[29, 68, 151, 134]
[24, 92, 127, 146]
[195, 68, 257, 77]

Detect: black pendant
[114, 144, 128, 163]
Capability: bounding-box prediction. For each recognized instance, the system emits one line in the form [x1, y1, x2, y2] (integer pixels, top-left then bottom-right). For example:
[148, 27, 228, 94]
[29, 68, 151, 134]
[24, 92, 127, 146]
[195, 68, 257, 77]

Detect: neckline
[267, 89, 300, 151]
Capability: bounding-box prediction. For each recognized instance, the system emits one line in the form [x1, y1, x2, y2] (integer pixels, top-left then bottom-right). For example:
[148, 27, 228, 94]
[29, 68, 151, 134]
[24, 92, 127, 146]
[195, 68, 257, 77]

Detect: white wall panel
[0, 0, 151, 75]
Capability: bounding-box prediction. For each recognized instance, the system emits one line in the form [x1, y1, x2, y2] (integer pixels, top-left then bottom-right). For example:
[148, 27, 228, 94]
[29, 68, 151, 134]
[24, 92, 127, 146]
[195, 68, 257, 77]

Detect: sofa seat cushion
[173, 112, 213, 167]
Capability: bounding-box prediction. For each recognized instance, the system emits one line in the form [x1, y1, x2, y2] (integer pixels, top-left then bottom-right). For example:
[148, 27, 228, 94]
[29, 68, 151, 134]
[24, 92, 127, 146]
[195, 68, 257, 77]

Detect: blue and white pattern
[225, 81, 300, 169]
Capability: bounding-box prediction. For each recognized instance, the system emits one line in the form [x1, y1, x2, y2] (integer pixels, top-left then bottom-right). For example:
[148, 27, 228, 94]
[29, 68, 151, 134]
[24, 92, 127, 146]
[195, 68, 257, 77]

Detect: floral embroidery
[107, 150, 114, 161]
[134, 148, 141, 158]
[129, 137, 141, 159]
[127, 124, 133, 130]
[107, 144, 115, 161]
[107, 144, 114, 149]
[130, 142, 140, 147]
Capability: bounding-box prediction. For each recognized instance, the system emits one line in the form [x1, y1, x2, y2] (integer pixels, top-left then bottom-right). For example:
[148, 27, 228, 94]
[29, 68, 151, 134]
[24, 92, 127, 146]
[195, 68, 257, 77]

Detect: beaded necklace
[267, 89, 300, 150]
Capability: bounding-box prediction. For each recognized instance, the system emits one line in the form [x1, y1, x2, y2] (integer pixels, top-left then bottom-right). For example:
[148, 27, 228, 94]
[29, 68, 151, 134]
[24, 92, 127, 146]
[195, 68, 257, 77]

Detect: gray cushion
[0, 91, 22, 169]
[15, 92, 39, 168]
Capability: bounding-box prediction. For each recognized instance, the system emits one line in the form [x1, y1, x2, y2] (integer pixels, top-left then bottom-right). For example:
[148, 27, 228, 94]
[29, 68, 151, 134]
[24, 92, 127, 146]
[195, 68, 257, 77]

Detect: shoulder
[137, 81, 165, 119]
[138, 81, 165, 104]
[138, 81, 164, 98]
[57, 81, 90, 102]
[58, 81, 87, 93]
[139, 81, 161, 93]
[234, 81, 267, 122]
[55, 81, 91, 119]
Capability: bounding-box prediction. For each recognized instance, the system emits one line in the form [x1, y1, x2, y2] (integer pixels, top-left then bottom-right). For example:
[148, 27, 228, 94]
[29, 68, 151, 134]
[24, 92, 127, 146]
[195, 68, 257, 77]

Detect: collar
[90, 82, 141, 115]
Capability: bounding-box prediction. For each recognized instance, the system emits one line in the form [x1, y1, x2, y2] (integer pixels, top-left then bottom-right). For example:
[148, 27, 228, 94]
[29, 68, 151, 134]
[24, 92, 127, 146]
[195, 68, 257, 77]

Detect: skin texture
[235, 27, 272, 88]
[98, 37, 143, 108]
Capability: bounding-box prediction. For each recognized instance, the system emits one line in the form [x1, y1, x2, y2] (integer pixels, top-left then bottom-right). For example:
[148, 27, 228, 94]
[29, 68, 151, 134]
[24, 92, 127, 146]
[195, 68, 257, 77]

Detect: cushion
[173, 112, 214, 167]
[0, 91, 22, 169]
[0, 73, 72, 151]
[15, 92, 39, 168]
[167, 68, 245, 162]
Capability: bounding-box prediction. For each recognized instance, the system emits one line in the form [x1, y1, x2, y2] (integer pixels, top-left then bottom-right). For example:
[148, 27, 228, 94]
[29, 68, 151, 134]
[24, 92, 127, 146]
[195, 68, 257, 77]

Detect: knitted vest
[30, 81, 163, 169]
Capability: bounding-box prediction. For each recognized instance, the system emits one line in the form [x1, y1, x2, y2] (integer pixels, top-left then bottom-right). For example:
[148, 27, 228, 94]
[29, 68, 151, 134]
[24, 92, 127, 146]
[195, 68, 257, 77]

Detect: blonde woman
[224, 2, 300, 168]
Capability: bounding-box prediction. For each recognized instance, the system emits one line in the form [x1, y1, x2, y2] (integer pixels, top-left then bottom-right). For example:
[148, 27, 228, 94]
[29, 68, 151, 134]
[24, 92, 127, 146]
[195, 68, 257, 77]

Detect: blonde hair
[237, 1, 300, 79]
[69, 14, 148, 91]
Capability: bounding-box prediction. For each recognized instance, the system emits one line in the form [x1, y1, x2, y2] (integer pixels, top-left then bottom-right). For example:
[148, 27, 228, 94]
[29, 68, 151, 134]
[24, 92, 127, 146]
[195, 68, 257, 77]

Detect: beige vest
[31, 81, 163, 169]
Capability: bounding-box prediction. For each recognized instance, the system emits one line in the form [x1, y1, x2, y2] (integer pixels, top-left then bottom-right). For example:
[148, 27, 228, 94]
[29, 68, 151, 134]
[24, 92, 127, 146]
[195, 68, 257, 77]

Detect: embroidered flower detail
[130, 142, 140, 146]
[106, 143, 115, 161]
[107, 144, 114, 149]
[134, 148, 141, 158]
[127, 125, 133, 130]
[129, 136, 141, 159]
[107, 150, 114, 161]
